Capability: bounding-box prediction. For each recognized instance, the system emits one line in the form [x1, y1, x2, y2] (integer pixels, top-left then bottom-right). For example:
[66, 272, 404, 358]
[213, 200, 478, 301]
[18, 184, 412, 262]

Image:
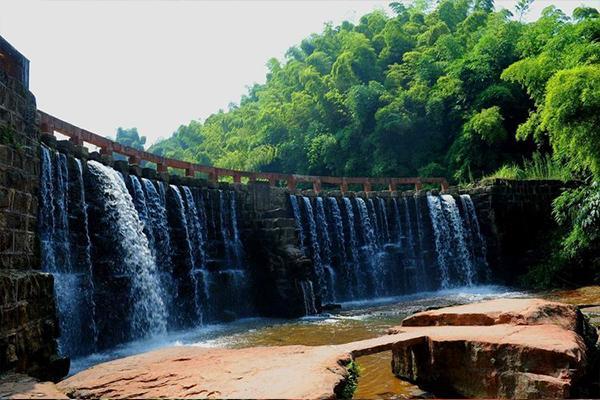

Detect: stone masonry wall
[467, 179, 573, 284]
[0, 72, 63, 379]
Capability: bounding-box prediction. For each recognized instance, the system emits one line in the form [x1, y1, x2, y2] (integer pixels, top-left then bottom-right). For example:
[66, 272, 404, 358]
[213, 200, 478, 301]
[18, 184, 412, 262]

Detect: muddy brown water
[70, 286, 525, 399]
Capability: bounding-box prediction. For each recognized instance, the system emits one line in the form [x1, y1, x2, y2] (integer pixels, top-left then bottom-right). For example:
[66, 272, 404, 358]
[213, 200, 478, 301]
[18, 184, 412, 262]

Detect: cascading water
[301, 197, 328, 301]
[40, 145, 490, 359]
[40, 148, 97, 355]
[289, 194, 305, 253]
[460, 194, 490, 281]
[39, 149, 260, 359]
[87, 161, 168, 337]
[343, 197, 362, 297]
[355, 197, 383, 296]
[441, 194, 475, 285]
[315, 197, 336, 303]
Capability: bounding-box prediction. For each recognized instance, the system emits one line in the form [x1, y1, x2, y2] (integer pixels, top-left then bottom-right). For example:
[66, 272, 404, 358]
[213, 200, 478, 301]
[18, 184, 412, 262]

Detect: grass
[482, 152, 572, 183]
[338, 360, 361, 399]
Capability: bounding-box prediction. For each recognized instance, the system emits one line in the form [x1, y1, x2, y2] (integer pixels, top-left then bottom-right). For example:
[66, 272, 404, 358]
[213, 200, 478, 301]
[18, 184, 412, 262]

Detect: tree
[515, 0, 534, 21]
[116, 127, 146, 150]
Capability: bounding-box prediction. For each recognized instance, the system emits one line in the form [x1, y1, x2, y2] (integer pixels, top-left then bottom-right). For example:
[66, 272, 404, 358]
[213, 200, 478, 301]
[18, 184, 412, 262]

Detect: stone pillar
[129, 155, 141, 165]
[312, 180, 321, 193]
[157, 163, 168, 173]
[0, 39, 64, 380]
[287, 178, 297, 191]
[341, 180, 348, 193]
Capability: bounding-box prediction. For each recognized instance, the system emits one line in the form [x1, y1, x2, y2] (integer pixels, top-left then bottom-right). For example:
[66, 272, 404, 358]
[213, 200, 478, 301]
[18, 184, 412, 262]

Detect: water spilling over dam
[289, 193, 490, 306]
[39, 146, 490, 359]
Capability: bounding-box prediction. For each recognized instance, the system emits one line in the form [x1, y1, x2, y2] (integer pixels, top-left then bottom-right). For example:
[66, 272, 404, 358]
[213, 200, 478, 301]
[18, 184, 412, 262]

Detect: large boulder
[390, 298, 598, 398]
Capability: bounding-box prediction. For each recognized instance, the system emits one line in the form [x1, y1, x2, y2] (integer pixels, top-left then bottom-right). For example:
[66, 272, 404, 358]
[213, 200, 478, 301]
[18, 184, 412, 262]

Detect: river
[70, 285, 526, 398]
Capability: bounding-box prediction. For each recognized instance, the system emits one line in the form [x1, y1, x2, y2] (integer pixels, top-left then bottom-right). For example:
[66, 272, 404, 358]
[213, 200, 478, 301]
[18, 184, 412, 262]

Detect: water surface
[70, 286, 526, 398]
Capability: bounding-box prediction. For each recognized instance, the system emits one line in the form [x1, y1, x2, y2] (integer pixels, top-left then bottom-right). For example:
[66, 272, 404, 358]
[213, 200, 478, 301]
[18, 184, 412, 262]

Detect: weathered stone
[390, 298, 597, 398]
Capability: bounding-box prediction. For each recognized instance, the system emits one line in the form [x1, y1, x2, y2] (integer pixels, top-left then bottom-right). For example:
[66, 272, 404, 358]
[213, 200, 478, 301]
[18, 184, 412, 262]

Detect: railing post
[69, 135, 83, 146]
[100, 145, 113, 157]
[388, 181, 397, 192]
[364, 180, 372, 192]
[129, 155, 141, 165]
[440, 179, 449, 192]
[208, 169, 218, 183]
[185, 167, 195, 177]
[287, 177, 297, 191]
[312, 180, 321, 193]
[233, 174, 242, 184]
[157, 163, 168, 173]
[341, 179, 348, 193]
[268, 176, 277, 187]
[415, 180, 423, 191]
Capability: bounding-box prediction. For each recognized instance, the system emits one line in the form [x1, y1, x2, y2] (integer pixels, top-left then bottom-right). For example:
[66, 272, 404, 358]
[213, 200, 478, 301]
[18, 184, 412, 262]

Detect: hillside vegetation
[149, 0, 597, 185]
[148, 1, 600, 287]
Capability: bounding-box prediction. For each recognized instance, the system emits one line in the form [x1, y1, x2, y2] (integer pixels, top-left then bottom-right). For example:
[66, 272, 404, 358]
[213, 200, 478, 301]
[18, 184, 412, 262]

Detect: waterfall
[74, 159, 98, 351]
[129, 176, 154, 249]
[355, 198, 383, 296]
[367, 198, 381, 245]
[299, 280, 317, 315]
[169, 185, 202, 322]
[342, 197, 362, 297]
[40, 148, 94, 356]
[87, 161, 168, 337]
[226, 191, 244, 267]
[441, 194, 474, 286]
[378, 197, 390, 244]
[301, 197, 328, 302]
[315, 197, 336, 302]
[289, 195, 305, 253]
[427, 194, 452, 288]
[141, 179, 173, 274]
[460, 194, 490, 280]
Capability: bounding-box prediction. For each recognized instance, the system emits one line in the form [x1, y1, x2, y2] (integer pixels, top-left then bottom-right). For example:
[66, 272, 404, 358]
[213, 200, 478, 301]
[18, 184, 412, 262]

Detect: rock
[0, 372, 68, 399]
[390, 298, 598, 398]
[48, 298, 599, 399]
[58, 345, 352, 399]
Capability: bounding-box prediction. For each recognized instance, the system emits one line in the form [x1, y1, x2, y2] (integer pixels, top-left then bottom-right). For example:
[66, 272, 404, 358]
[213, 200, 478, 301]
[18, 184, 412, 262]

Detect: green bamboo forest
[149, 0, 600, 289]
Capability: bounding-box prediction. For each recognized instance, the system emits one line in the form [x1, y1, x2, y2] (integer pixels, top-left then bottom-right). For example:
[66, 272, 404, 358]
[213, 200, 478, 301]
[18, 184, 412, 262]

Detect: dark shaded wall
[468, 179, 570, 284]
[0, 44, 63, 380]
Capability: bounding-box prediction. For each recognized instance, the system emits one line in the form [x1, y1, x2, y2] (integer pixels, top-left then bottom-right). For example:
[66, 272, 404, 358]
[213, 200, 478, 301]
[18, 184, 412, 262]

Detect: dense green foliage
[115, 127, 146, 151]
[147, 1, 600, 287]
[149, 0, 557, 181]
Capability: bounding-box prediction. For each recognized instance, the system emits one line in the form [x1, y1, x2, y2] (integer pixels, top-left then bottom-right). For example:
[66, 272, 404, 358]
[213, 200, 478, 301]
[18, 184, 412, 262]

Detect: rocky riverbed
[2, 287, 599, 399]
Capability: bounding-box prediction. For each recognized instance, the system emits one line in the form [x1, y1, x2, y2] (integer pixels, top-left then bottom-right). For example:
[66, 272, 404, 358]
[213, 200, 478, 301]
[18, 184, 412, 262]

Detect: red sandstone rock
[48, 298, 598, 399]
[401, 298, 581, 331]
[57, 345, 352, 399]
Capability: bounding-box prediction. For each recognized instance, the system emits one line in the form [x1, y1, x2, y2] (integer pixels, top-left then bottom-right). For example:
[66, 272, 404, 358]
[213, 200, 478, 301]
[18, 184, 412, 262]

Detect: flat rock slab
[57, 345, 353, 399]
[401, 298, 580, 331]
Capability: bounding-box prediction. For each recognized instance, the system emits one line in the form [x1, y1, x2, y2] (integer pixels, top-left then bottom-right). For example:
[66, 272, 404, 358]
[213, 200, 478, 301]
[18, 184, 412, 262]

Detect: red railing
[38, 110, 449, 193]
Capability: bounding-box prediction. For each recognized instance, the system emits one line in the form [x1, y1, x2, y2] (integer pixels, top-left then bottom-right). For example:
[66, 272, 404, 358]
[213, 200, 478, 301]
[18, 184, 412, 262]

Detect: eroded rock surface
[25, 298, 598, 399]
[390, 298, 598, 398]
